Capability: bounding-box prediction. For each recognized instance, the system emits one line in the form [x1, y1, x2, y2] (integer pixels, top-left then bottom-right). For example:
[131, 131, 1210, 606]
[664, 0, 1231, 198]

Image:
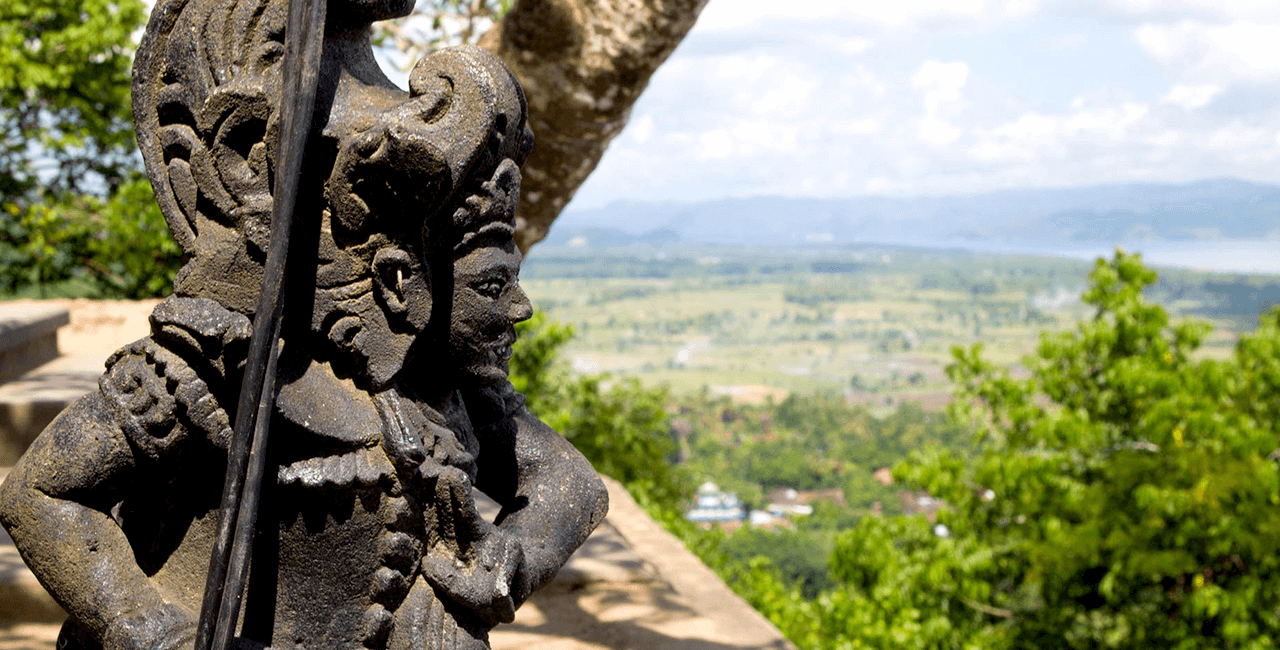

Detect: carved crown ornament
[132, 0, 534, 316]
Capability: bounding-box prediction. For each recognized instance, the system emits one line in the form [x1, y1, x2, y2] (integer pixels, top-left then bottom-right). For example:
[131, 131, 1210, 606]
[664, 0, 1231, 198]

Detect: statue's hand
[421, 467, 524, 627]
[422, 525, 523, 626]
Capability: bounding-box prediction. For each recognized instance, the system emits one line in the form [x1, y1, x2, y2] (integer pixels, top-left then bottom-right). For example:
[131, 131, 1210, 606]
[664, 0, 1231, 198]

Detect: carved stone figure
[0, 1, 608, 649]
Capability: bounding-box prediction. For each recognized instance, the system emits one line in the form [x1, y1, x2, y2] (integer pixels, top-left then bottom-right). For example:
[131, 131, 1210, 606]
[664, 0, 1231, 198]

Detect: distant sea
[941, 240, 1280, 275]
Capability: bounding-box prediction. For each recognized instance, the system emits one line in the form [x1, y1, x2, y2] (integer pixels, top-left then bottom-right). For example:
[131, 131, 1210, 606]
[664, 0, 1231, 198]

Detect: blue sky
[561, 0, 1280, 210]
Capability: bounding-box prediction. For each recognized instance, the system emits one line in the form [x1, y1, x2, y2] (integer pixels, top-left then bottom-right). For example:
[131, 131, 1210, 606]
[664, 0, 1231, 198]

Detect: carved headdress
[132, 0, 533, 316]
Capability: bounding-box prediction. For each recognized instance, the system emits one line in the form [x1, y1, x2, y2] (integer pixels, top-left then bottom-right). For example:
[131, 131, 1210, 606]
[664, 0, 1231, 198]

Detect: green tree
[0, 0, 143, 200]
[820, 250, 1280, 649]
[83, 175, 183, 298]
[1, 173, 181, 299]
[1, 0, 181, 298]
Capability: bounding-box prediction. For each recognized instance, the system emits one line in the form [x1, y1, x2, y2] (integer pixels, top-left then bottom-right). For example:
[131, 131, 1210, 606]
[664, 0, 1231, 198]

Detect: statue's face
[449, 240, 532, 386]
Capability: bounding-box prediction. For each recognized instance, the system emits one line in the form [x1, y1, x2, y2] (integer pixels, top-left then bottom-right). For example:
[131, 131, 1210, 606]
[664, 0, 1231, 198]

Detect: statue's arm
[473, 405, 608, 607]
[0, 392, 195, 650]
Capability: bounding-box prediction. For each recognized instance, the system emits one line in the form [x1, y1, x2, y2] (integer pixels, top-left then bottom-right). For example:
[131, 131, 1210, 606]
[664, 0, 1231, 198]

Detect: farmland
[519, 243, 1253, 408]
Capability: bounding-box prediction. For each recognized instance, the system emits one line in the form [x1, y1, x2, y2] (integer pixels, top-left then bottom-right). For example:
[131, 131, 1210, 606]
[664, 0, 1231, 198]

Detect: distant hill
[547, 179, 1280, 249]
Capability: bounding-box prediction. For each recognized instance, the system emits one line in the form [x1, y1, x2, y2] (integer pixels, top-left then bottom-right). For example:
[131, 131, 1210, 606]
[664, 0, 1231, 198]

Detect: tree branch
[479, 0, 709, 252]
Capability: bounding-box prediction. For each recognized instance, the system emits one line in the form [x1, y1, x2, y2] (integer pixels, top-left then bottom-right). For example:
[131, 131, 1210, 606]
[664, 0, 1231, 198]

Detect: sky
[559, 0, 1280, 210]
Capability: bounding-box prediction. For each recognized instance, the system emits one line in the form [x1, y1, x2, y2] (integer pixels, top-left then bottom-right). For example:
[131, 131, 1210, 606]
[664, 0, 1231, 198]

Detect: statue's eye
[474, 279, 504, 298]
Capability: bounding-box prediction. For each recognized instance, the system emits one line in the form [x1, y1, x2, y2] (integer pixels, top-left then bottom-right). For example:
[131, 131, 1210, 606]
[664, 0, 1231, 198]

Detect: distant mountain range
[546, 179, 1280, 249]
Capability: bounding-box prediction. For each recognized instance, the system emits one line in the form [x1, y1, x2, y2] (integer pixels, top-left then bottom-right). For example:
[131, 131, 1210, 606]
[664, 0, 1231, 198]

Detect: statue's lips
[492, 334, 515, 362]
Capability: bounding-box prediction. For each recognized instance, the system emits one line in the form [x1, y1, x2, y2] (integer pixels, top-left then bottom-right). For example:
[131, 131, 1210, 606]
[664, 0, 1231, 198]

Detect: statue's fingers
[432, 467, 477, 544]
[483, 541, 518, 625]
[439, 467, 488, 543]
[490, 532, 523, 584]
[421, 553, 464, 600]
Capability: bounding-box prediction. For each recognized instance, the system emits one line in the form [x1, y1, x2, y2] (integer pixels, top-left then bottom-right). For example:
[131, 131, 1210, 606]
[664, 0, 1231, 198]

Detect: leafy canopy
[683, 251, 1280, 650]
[1, 0, 184, 298]
[0, 0, 144, 199]
[818, 250, 1280, 649]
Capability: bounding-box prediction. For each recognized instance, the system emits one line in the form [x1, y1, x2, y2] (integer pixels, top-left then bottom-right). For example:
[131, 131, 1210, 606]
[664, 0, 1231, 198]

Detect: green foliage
[821, 250, 1280, 649]
[87, 176, 183, 298]
[1, 0, 182, 298]
[660, 388, 984, 646]
[511, 312, 692, 510]
[1, 175, 180, 298]
[819, 514, 1014, 650]
[679, 392, 966, 513]
[666, 250, 1280, 650]
[0, 197, 92, 294]
[720, 527, 835, 599]
[508, 311, 574, 416]
[0, 0, 144, 199]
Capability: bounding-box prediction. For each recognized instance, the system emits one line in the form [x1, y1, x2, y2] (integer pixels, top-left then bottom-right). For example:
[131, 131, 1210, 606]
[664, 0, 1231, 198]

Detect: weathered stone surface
[492, 477, 795, 650]
[0, 2, 607, 649]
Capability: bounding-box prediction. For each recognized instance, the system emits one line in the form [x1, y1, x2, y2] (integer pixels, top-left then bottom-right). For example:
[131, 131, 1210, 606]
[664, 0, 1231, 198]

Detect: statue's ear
[373, 247, 431, 329]
[373, 247, 413, 314]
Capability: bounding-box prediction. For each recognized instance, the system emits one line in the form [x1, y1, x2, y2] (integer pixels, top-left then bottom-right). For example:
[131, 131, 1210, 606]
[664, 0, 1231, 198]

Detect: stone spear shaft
[193, 0, 328, 648]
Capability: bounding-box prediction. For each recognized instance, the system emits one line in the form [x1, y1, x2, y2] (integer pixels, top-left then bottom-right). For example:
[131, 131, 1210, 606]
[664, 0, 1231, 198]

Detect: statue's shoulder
[99, 296, 252, 460]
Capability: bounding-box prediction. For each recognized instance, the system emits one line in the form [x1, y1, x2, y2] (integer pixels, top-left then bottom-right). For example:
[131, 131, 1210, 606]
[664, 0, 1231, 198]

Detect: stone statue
[0, 0, 608, 649]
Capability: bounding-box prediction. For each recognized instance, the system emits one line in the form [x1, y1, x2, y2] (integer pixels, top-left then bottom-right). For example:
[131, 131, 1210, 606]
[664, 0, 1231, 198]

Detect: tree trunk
[478, 0, 709, 253]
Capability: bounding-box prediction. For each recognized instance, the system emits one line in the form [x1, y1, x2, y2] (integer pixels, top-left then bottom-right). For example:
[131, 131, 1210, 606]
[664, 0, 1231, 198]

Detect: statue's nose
[510, 284, 533, 323]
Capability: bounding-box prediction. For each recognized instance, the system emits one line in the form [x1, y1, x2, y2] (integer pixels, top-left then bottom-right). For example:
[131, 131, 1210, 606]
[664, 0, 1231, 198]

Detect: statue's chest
[262, 471, 424, 650]
[254, 395, 471, 650]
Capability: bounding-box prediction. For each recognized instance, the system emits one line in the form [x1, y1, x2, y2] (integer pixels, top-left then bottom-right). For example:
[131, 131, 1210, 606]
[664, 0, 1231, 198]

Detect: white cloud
[910, 60, 970, 145]
[1160, 84, 1222, 110]
[630, 114, 654, 144]
[838, 38, 875, 56]
[750, 72, 818, 117]
[1065, 103, 1148, 140]
[838, 119, 882, 136]
[566, 0, 1280, 210]
[694, 0, 1037, 33]
[1099, 0, 1280, 21]
[697, 130, 733, 160]
[1045, 33, 1088, 49]
[912, 60, 971, 114]
[1001, 113, 1058, 141]
[1206, 126, 1271, 150]
[1135, 21, 1280, 83]
[970, 113, 1059, 162]
[918, 117, 964, 145]
[1147, 130, 1181, 148]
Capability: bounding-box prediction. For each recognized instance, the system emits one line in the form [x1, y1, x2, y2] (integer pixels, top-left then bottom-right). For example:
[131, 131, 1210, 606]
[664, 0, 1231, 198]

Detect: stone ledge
[0, 355, 104, 466]
[491, 478, 795, 650]
[0, 305, 69, 385]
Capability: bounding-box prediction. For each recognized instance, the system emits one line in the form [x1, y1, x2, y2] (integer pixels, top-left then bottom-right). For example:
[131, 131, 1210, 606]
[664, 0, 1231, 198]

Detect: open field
[520, 243, 1259, 408]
